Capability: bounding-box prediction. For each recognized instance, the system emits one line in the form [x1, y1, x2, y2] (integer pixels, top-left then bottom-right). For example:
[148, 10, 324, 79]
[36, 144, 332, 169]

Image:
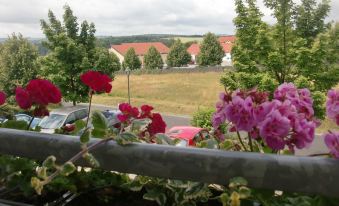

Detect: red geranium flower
[15, 79, 62, 117]
[141, 105, 154, 115]
[26, 79, 62, 105]
[80, 70, 112, 93]
[0, 91, 6, 105]
[148, 113, 166, 136]
[15, 87, 32, 109]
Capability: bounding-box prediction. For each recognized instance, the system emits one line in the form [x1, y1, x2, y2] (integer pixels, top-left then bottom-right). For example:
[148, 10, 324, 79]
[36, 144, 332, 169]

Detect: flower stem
[27, 116, 34, 130]
[236, 131, 248, 152]
[85, 90, 93, 128]
[247, 132, 254, 152]
[44, 137, 114, 184]
[308, 153, 330, 157]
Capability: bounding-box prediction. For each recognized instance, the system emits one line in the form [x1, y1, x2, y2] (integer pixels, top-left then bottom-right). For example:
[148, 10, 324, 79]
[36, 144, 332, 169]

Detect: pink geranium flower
[324, 132, 339, 158]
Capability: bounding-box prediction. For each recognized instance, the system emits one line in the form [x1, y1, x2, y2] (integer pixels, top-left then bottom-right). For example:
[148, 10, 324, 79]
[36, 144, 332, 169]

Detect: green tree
[232, 0, 267, 73]
[143, 46, 163, 70]
[93, 48, 121, 76]
[122, 48, 141, 70]
[0, 33, 39, 95]
[197, 32, 224, 66]
[229, 0, 336, 119]
[40, 5, 117, 105]
[167, 40, 191, 67]
[294, 0, 330, 46]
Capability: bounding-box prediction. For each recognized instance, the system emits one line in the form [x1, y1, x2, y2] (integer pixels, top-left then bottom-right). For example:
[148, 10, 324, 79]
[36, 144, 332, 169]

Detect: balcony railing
[0, 128, 338, 197]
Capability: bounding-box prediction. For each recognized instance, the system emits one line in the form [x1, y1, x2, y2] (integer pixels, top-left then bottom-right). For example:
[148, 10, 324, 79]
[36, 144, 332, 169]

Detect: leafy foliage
[0, 33, 39, 96]
[143, 46, 163, 70]
[166, 39, 191, 67]
[122, 48, 141, 70]
[191, 108, 215, 130]
[197, 32, 224, 66]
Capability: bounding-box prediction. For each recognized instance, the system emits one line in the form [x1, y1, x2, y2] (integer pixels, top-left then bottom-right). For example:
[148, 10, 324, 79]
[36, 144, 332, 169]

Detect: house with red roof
[109, 42, 170, 67]
[187, 35, 236, 66]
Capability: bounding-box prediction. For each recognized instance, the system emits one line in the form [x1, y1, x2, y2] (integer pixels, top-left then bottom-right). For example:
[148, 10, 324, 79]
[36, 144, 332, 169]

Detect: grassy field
[164, 37, 203, 43]
[93, 71, 224, 115]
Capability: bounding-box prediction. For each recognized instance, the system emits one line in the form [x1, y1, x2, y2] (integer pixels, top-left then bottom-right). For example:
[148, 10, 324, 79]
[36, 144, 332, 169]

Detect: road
[72, 103, 192, 129]
[63, 103, 327, 155]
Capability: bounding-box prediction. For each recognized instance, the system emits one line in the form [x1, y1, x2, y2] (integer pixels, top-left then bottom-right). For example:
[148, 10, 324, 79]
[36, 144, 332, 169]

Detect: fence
[0, 128, 338, 198]
[115, 66, 233, 75]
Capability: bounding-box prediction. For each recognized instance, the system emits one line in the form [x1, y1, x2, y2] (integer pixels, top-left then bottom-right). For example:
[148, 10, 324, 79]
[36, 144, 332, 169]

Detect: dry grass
[92, 72, 224, 115]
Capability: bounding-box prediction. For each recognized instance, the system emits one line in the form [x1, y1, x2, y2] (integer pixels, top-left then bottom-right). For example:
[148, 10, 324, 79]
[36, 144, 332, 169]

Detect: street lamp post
[126, 67, 131, 104]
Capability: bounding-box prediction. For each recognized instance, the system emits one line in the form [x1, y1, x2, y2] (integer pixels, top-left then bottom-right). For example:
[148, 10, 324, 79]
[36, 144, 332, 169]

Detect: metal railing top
[0, 128, 338, 197]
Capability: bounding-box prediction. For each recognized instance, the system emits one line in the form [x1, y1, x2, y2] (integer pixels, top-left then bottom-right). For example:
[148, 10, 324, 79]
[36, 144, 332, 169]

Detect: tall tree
[122, 48, 141, 70]
[232, 0, 267, 73]
[93, 48, 121, 76]
[294, 0, 330, 46]
[40, 5, 117, 105]
[143, 46, 163, 70]
[0, 33, 39, 95]
[197, 32, 224, 66]
[167, 39, 191, 67]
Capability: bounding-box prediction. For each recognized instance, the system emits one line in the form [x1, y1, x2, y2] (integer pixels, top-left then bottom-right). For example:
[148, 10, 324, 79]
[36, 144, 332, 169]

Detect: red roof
[218, 36, 236, 43]
[187, 43, 200, 55]
[187, 42, 233, 55]
[111, 42, 169, 56]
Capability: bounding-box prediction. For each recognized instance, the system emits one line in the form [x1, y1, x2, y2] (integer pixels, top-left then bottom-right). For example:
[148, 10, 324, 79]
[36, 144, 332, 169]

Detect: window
[65, 113, 77, 124]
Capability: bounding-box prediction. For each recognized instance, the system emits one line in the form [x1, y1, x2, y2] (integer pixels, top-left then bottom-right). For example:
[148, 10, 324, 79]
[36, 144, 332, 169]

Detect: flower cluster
[15, 79, 62, 116]
[117, 103, 166, 136]
[80, 70, 112, 93]
[326, 89, 339, 126]
[324, 132, 339, 158]
[0, 91, 6, 106]
[323, 89, 339, 159]
[212, 83, 317, 151]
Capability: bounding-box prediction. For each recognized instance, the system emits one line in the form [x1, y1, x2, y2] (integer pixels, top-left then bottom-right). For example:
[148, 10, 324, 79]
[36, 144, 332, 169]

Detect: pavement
[68, 103, 192, 129]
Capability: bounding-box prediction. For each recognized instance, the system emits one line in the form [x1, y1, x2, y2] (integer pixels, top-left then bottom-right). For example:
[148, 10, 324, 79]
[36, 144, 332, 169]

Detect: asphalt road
[62, 103, 327, 155]
[73, 103, 192, 129]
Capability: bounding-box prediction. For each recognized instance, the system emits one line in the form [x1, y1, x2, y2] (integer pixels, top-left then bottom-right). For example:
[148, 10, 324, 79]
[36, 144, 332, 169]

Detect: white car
[39, 106, 88, 134]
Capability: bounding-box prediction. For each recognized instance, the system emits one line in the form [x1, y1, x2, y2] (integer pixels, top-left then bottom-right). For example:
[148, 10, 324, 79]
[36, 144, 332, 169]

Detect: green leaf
[196, 139, 219, 149]
[115, 132, 140, 145]
[80, 128, 91, 144]
[155, 133, 177, 145]
[219, 139, 233, 150]
[239, 186, 251, 199]
[60, 162, 76, 176]
[143, 189, 167, 206]
[31, 177, 44, 195]
[37, 167, 48, 180]
[229, 177, 248, 189]
[184, 182, 212, 201]
[131, 118, 151, 132]
[220, 193, 230, 206]
[71, 119, 86, 135]
[83, 153, 100, 168]
[42, 155, 56, 168]
[91, 110, 108, 138]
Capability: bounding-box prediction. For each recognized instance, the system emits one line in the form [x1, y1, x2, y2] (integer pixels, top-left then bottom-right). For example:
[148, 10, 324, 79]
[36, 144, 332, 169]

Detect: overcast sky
[0, 0, 338, 38]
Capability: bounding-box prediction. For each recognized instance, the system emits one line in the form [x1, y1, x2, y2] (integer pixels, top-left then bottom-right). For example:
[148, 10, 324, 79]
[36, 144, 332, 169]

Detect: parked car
[166, 126, 209, 147]
[14, 114, 42, 129]
[101, 109, 121, 129]
[39, 106, 88, 134]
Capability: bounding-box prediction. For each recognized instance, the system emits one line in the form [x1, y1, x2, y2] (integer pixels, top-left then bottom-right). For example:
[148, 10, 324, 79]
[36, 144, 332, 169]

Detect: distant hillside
[1, 34, 232, 55]
[95, 34, 204, 48]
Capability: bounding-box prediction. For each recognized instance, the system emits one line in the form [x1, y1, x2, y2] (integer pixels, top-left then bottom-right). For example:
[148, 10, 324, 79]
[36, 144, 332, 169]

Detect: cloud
[0, 0, 337, 38]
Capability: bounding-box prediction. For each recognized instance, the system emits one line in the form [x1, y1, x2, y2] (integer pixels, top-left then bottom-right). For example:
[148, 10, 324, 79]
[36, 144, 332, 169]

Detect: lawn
[92, 71, 224, 115]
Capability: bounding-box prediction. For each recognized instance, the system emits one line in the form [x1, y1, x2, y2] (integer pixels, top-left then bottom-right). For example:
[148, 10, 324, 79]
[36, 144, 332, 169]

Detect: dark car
[101, 109, 121, 128]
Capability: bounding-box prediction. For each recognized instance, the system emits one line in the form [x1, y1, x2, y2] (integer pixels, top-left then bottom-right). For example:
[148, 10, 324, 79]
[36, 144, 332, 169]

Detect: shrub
[191, 108, 215, 130]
